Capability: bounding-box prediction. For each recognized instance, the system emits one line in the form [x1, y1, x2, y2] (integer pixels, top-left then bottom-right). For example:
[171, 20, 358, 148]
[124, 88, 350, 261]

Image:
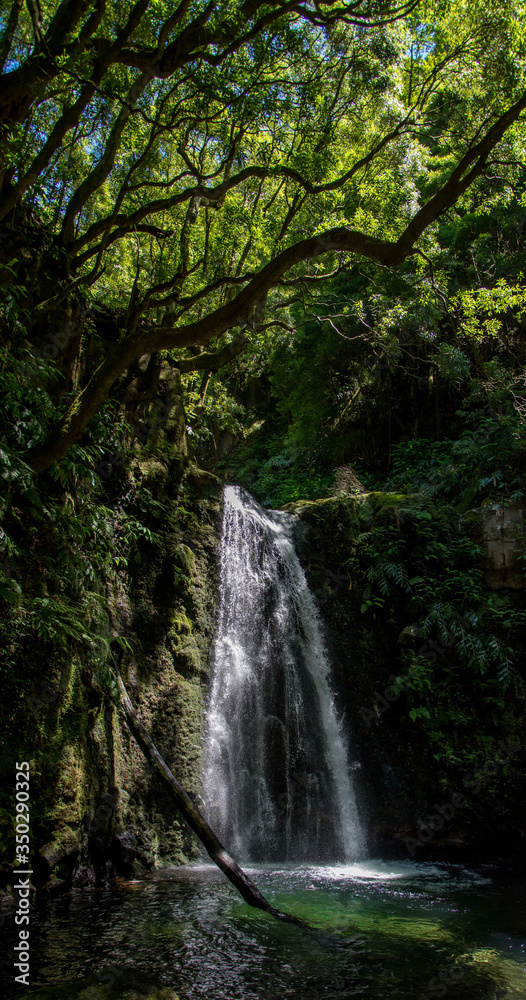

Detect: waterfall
[203, 485, 365, 863]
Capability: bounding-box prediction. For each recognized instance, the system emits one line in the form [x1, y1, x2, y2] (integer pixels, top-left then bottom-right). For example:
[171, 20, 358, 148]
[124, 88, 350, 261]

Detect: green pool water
[3, 860, 526, 999]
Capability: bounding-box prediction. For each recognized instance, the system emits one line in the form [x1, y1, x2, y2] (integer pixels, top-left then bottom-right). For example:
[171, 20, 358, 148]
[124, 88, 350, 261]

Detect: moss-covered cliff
[289, 490, 526, 861]
[0, 370, 223, 892]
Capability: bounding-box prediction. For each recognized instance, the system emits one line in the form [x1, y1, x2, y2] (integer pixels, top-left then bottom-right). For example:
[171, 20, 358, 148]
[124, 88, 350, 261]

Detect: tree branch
[25, 0, 45, 51]
[70, 125, 414, 257]
[20, 75, 526, 474]
[0, 0, 149, 223]
[61, 68, 152, 246]
[0, 0, 103, 122]
[177, 335, 249, 373]
[397, 93, 526, 250]
[115, 669, 310, 927]
[0, 0, 24, 74]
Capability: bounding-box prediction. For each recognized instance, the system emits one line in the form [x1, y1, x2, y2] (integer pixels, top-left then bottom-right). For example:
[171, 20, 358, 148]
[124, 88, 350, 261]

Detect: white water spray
[203, 486, 364, 863]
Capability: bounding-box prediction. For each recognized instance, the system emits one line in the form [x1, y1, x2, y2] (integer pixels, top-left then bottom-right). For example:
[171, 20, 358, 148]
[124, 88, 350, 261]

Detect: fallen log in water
[115, 669, 310, 928]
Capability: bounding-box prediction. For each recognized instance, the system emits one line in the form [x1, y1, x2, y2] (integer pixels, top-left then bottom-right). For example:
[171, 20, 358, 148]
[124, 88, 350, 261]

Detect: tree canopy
[0, 0, 526, 471]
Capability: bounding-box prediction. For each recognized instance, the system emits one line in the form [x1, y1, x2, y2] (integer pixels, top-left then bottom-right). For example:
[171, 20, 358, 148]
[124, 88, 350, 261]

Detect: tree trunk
[115, 670, 310, 928]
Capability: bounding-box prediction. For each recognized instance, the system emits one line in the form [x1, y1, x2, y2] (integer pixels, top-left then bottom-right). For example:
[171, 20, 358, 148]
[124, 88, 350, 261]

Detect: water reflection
[2, 862, 525, 1000]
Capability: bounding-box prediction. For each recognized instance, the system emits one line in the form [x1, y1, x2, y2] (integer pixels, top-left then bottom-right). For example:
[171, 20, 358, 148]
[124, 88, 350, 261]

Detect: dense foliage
[1, 0, 526, 470]
[0, 0, 525, 863]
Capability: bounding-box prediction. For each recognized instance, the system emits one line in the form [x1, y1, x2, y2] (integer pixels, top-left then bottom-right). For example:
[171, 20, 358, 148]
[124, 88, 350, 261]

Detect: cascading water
[203, 485, 365, 863]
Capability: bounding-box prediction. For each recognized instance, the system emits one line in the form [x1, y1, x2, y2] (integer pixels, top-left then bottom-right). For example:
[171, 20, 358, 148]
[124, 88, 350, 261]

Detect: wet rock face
[99, 480, 222, 873]
[481, 503, 526, 589]
[109, 830, 154, 877]
[289, 492, 526, 861]
[55, 483, 219, 883]
[0, 351, 225, 896]
[4, 469, 222, 893]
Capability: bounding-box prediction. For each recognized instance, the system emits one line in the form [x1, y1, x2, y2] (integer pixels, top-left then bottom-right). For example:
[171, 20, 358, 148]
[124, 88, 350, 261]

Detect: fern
[384, 561, 411, 592]
[497, 659, 515, 691]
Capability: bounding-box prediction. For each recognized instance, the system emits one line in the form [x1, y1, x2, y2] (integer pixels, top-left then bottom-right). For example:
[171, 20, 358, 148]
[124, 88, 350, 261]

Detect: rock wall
[289, 493, 526, 862]
[480, 502, 526, 589]
[46, 475, 222, 889]
[0, 369, 223, 894]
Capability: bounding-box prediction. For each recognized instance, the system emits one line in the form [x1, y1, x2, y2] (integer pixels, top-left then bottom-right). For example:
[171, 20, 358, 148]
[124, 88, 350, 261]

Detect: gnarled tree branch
[177, 334, 249, 373]
[23, 73, 526, 477]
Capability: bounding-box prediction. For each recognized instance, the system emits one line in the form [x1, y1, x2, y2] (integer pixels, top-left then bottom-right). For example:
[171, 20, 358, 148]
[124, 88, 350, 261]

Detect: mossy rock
[462, 508, 484, 534]
[186, 465, 221, 488]
[167, 611, 193, 634]
[288, 490, 436, 533]
[136, 460, 170, 496]
[349, 910, 457, 946]
[442, 948, 526, 998]
[285, 495, 350, 517]
[167, 630, 202, 675]
[173, 543, 195, 576]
